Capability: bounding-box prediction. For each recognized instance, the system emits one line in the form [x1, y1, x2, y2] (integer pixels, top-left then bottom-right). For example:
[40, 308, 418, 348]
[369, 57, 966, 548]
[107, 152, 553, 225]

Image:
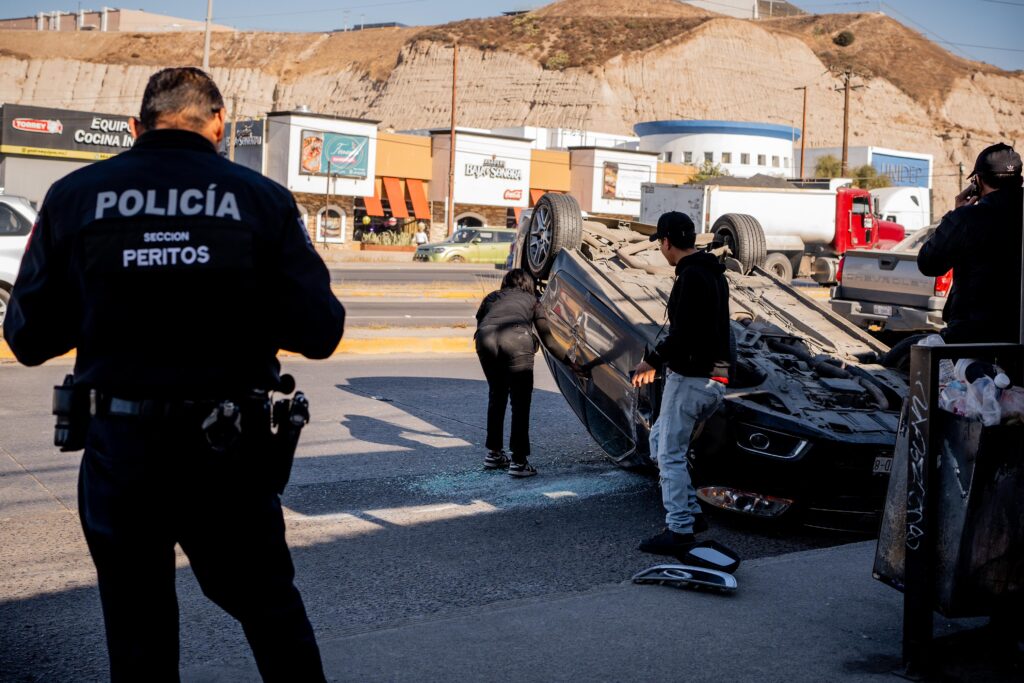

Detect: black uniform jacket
[475, 288, 564, 363]
[644, 251, 732, 380]
[918, 185, 1023, 343]
[3, 129, 346, 397]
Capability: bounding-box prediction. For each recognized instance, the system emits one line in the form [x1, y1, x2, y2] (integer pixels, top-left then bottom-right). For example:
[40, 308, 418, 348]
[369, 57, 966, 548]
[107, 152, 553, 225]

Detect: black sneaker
[507, 461, 537, 478]
[484, 451, 509, 470]
[693, 513, 709, 534]
[638, 528, 696, 557]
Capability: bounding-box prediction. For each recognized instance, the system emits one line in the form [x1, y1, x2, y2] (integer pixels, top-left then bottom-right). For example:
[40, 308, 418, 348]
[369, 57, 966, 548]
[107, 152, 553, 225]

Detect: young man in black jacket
[918, 143, 1023, 343]
[632, 212, 732, 557]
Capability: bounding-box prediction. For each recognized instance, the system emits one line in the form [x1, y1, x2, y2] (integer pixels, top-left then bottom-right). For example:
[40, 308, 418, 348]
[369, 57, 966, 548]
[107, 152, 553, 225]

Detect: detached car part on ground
[513, 194, 908, 532]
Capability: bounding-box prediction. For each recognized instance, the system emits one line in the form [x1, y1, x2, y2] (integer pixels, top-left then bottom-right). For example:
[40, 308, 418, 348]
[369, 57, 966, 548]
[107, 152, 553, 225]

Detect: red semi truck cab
[832, 186, 905, 254]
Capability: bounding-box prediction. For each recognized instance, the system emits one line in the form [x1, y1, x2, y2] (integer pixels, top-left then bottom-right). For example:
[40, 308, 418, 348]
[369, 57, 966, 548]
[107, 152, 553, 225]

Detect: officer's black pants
[78, 413, 325, 682]
[476, 327, 535, 462]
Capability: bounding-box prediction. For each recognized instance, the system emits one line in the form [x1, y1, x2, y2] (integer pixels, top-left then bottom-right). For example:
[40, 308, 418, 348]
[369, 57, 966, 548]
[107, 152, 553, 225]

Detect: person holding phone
[918, 143, 1023, 343]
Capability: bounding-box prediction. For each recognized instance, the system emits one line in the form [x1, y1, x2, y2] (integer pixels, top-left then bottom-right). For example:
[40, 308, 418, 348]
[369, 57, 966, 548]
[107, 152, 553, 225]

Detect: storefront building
[569, 146, 661, 218]
[0, 104, 133, 204]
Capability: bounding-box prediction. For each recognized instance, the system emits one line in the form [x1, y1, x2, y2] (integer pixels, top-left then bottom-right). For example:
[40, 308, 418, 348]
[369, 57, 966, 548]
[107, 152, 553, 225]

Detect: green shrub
[833, 30, 855, 47]
[544, 50, 571, 71]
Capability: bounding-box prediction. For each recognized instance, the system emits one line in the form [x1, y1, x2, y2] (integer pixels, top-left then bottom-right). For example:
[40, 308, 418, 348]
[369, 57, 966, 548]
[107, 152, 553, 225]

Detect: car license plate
[873, 304, 893, 316]
[873, 456, 893, 474]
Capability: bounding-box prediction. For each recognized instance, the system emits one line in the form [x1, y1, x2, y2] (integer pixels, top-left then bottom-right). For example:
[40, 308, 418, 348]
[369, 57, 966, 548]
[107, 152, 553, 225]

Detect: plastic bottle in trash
[965, 376, 1002, 427]
[939, 380, 967, 415]
[952, 358, 1012, 389]
[916, 334, 954, 387]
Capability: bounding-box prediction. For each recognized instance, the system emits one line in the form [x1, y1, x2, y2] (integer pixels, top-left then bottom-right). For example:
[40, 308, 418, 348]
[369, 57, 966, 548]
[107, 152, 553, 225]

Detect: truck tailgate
[835, 249, 936, 308]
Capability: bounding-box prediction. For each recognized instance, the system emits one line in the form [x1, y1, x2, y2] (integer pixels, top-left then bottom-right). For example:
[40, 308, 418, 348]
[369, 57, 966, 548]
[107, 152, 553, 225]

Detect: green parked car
[413, 228, 517, 264]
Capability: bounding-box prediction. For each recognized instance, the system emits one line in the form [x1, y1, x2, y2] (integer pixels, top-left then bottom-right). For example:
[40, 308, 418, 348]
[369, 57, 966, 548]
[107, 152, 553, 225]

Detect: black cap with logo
[649, 211, 697, 249]
[968, 142, 1023, 180]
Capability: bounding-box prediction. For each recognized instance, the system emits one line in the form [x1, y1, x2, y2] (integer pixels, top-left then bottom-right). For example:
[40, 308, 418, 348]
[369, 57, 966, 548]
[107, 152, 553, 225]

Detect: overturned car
[514, 193, 908, 532]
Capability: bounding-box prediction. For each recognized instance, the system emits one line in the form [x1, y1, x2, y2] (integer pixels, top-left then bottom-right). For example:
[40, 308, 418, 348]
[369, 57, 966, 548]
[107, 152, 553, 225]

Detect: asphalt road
[330, 263, 504, 286]
[343, 299, 477, 327]
[0, 356, 848, 680]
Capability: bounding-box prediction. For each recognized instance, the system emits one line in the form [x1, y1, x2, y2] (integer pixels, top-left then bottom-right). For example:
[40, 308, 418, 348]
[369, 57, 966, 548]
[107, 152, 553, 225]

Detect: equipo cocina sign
[0, 104, 133, 161]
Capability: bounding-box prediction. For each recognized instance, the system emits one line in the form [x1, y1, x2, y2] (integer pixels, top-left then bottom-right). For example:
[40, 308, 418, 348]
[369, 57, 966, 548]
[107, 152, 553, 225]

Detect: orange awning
[529, 188, 545, 206]
[363, 190, 385, 217]
[382, 177, 409, 218]
[406, 178, 431, 221]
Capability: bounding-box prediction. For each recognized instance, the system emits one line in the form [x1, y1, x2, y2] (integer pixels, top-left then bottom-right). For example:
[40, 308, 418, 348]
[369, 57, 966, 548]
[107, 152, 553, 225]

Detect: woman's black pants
[476, 330, 535, 463]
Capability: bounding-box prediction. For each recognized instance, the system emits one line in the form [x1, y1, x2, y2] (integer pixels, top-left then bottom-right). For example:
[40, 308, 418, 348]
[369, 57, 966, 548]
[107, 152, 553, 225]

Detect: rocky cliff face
[1, 5, 1021, 208]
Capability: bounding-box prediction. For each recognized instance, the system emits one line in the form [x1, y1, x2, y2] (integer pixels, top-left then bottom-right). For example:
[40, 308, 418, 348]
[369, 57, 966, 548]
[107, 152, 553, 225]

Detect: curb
[0, 336, 475, 362]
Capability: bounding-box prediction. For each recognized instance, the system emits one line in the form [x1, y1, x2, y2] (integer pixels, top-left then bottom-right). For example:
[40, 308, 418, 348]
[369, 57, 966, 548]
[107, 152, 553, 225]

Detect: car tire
[0, 288, 8, 328]
[712, 214, 766, 274]
[447, 255, 465, 263]
[881, 333, 928, 373]
[523, 193, 583, 280]
[763, 252, 794, 282]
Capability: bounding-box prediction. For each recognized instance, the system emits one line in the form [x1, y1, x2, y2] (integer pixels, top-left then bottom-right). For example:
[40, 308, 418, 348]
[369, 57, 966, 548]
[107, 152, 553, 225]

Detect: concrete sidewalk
[186, 541, 1014, 682]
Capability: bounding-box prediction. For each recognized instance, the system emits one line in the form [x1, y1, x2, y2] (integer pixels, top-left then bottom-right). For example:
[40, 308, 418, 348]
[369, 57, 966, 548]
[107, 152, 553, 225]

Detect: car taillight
[934, 269, 953, 297]
[836, 255, 845, 283]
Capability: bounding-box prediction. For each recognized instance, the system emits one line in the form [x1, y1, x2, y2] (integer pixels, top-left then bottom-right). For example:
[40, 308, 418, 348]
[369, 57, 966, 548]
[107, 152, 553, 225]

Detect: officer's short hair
[139, 67, 225, 130]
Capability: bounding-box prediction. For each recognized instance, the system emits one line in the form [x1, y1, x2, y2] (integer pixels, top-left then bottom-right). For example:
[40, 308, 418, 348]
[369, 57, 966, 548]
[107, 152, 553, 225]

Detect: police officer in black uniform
[3, 68, 345, 681]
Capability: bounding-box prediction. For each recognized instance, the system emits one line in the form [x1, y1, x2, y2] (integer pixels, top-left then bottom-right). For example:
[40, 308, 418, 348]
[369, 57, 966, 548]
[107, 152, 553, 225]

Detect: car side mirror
[471, 238, 482, 244]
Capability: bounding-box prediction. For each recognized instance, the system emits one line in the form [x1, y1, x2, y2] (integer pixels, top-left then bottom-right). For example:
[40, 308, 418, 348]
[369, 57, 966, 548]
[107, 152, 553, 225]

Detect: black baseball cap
[649, 211, 696, 249]
[968, 142, 1022, 180]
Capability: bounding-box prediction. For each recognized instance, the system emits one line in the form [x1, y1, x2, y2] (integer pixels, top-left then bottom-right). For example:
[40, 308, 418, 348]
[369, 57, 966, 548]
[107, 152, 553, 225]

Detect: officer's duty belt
[89, 393, 218, 419]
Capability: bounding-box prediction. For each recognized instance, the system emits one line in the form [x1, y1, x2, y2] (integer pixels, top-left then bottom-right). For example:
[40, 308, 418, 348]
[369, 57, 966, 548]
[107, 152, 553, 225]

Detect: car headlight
[432, 247, 446, 253]
[734, 423, 809, 459]
[697, 486, 793, 518]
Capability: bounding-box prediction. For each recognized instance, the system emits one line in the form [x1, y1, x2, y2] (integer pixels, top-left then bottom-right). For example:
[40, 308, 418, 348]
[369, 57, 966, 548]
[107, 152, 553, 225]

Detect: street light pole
[202, 0, 213, 71]
[794, 85, 808, 178]
[447, 42, 458, 237]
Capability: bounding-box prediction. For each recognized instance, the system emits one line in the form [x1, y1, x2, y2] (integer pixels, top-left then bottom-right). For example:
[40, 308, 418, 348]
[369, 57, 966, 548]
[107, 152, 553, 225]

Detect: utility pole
[447, 42, 458, 237]
[834, 69, 864, 176]
[958, 161, 964, 190]
[794, 85, 808, 178]
[202, 0, 213, 71]
[229, 94, 238, 161]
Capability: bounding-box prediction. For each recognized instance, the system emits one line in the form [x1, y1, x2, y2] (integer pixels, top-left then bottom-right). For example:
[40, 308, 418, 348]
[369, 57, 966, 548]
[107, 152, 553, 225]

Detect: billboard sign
[872, 152, 930, 188]
[298, 129, 369, 178]
[0, 104, 133, 161]
[221, 119, 265, 174]
[452, 135, 530, 207]
[601, 161, 649, 200]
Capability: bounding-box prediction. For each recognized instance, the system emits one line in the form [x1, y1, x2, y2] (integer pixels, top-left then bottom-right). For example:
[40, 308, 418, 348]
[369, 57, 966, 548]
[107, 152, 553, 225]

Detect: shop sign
[222, 119, 265, 174]
[299, 129, 369, 179]
[0, 104, 132, 161]
[601, 161, 651, 201]
[872, 152, 930, 188]
[452, 141, 530, 207]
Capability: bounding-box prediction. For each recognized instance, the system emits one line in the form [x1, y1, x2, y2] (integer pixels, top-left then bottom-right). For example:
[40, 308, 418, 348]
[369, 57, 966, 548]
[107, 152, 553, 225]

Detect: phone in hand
[965, 181, 979, 199]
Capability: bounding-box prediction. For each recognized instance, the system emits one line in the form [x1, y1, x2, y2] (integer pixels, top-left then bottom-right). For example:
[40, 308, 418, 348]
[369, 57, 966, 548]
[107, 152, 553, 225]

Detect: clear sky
[10, 1, 1024, 70]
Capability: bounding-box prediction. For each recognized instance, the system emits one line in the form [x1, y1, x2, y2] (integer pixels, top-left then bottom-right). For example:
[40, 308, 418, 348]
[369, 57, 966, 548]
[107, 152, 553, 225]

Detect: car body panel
[531, 218, 908, 530]
[0, 195, 36, 288]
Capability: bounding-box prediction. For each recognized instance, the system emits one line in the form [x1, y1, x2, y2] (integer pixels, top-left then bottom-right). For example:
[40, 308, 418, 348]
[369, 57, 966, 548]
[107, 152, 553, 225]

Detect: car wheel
[712, 214, 766, 274]
[524, 193, 583, 280]
[0, 288, 8, 328]
[763, 252, 793, 282]
[881, 333, 928, 373]
[447, 255, 465, 263]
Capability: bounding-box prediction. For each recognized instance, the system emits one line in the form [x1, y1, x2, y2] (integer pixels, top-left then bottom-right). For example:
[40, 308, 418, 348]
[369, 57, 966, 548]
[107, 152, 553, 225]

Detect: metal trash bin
[872, 342, 1024, 671]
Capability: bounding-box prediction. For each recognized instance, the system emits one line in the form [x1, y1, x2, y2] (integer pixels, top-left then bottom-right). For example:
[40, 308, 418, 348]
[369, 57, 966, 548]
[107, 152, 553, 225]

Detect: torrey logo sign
[12, 118, 63, 135]
[503, 189, 523, 201]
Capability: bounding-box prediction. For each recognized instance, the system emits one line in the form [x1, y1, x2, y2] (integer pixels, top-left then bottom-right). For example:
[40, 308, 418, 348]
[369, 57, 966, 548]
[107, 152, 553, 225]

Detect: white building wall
[639, 132, 795, 178]
[491, 126, 639, 151]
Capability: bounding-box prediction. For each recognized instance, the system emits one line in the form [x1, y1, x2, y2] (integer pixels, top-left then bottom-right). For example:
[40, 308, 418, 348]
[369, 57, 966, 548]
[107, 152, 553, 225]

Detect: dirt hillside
[0, 0, 1021, 206]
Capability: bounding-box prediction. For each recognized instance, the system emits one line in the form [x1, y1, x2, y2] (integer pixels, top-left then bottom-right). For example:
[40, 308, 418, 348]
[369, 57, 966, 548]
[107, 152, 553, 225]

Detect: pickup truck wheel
[524, 193, 582, 280]
[764, 253, 794, 281]
[447, 255, 465, 263]
[881, 334, 927, 373]
[0, 288, 8, 327]
[712, 214, 766, 274]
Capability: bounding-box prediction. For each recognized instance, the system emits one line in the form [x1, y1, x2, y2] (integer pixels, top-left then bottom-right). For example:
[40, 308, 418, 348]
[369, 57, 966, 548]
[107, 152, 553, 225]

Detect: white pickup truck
[829, 226, 951, 333]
